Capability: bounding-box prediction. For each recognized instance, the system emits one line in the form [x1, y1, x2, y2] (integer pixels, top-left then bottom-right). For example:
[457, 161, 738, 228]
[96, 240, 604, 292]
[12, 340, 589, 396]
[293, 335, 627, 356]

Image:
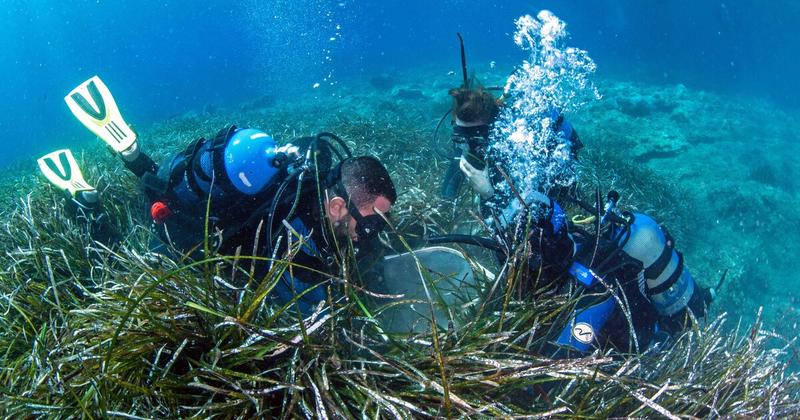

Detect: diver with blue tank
[432, 35, 715, 354]
[39, 76, 397, 316]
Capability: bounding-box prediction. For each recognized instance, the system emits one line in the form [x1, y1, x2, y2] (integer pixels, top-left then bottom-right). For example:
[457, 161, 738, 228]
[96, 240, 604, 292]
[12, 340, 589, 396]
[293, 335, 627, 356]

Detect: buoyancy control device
[143, 126, 350, 254]
[160, 126, 286, 212]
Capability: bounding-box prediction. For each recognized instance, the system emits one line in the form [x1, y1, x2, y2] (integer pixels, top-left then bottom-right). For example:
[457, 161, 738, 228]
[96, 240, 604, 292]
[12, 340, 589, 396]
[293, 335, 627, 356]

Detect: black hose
[715, 269, 729, 291]
[433, 109, 452, 149]
[589, 187, 602, 267]
[266, 168, 303, 249]
[426, 234, 505, 253]
[574, 197, 597, 215]
[316, 132, 352, 159]
[440, 157, 465, 199]
[284, 171, 305, 226]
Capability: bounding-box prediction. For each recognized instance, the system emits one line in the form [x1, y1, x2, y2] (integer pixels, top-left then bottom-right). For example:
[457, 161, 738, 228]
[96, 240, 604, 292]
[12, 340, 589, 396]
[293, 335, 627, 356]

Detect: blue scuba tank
[168, 127, 281, 208]
[149, 127, 283, 251]
[615, 213, 696, 316]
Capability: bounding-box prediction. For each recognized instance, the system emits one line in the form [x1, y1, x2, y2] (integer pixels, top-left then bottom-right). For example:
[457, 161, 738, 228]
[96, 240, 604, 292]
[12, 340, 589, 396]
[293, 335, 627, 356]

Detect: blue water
[2, 1, 798, 169]
[1, 0, 799, 325]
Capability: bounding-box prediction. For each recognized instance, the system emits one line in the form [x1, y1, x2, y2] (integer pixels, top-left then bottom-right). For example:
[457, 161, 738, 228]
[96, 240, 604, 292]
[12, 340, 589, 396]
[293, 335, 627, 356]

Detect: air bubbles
[490, 10, 599, 200]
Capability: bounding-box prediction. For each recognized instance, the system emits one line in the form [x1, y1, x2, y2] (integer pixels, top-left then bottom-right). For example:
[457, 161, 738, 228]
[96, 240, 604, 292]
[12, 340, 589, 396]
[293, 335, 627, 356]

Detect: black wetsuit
[122, 128, 341, 315]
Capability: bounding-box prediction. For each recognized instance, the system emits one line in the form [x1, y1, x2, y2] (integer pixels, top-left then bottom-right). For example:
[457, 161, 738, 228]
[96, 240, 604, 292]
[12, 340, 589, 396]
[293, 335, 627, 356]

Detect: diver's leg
[37, 149, 116, 245]
[119, 142, 158, 178]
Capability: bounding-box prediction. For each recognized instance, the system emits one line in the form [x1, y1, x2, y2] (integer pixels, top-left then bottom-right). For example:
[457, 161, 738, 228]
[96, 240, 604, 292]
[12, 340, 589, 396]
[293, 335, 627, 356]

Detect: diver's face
[326, 195, 392, 242]
[346, 196, 392, 242]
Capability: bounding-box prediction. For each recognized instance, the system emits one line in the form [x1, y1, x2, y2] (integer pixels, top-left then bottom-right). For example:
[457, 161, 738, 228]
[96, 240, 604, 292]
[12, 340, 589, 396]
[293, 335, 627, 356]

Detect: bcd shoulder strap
[186, 125, 240, 197]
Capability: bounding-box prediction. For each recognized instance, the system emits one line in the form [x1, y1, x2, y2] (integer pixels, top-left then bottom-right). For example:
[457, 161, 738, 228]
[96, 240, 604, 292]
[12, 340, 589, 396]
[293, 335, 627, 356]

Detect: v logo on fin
[37, 149, 94, 196]
[44, 150, 72, 182]
[65, 76, 137, 153]
[70, 80, 107, 121]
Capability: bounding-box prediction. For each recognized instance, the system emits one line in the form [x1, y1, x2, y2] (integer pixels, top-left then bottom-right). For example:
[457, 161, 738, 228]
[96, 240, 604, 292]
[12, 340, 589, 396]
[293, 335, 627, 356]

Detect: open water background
[2, 0, 798, 168]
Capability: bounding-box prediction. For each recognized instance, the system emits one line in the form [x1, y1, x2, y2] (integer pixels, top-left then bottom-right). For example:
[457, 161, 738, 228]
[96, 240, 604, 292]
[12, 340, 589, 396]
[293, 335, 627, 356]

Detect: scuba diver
[39, 76, 397, 316]
[443, 162, 717, 354]
[438, 35, 582, 203]
[442, 86, 581, 205]
[431, 36, 715, 354]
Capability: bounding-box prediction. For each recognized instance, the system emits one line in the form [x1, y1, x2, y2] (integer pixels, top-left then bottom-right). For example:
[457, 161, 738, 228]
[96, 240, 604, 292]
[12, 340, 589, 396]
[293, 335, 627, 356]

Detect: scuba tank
[149, 127, 350, 245]
[614, 213, 697, 317]
[555, 192, 699, 353]
[165, 126, 284, 209]
[144, 126, 295, 252]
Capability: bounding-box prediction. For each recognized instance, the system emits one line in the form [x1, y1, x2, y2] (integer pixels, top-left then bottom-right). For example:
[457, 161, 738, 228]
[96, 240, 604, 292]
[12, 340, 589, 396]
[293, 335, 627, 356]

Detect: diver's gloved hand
[459, 157, 494, 199]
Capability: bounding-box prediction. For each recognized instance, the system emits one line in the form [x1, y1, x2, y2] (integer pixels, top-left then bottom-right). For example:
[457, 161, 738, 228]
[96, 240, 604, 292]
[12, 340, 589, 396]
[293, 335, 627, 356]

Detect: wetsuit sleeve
[122, 150, 166, 202]
[549, 108, 582, 159]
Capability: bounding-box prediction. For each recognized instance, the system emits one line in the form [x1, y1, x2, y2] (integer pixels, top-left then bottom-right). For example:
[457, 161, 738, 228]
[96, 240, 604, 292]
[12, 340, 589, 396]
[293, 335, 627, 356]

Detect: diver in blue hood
[41, 76, 397, 316]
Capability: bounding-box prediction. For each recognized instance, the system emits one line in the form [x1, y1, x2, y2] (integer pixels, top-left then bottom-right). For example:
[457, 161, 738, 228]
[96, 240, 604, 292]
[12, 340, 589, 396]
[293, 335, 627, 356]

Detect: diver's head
[325, 156, 397, 242]
[449, 87, 499, 126]
[449, 87, 498, 160]
[440, 88, 498, 199]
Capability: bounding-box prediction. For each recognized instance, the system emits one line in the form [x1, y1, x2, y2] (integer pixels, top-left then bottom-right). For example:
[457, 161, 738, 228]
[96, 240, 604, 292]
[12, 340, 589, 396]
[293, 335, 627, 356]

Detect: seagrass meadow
[1, 70, 799, 418]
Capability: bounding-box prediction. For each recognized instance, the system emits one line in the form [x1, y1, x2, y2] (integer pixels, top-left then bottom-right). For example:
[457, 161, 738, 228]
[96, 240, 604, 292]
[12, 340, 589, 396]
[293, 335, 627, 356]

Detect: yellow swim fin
[37, 149, 95, 197]
[64, 76, 137, 153]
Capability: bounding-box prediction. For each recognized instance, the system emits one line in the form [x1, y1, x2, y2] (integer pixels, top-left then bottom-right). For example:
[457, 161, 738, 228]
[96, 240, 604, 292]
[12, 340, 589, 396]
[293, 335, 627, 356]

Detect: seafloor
[575, 78, 800, 330]
[0, 67, 798, 416]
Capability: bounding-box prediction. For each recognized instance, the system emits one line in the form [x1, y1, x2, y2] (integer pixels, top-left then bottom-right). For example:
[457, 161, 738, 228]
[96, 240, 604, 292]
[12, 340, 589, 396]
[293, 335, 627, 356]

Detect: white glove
[459, 157, 495, 199]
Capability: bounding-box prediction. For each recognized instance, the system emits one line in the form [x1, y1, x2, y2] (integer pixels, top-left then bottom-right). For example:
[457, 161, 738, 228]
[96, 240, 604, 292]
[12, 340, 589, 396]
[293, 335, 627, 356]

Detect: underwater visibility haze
[1, 0, 799, 417]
